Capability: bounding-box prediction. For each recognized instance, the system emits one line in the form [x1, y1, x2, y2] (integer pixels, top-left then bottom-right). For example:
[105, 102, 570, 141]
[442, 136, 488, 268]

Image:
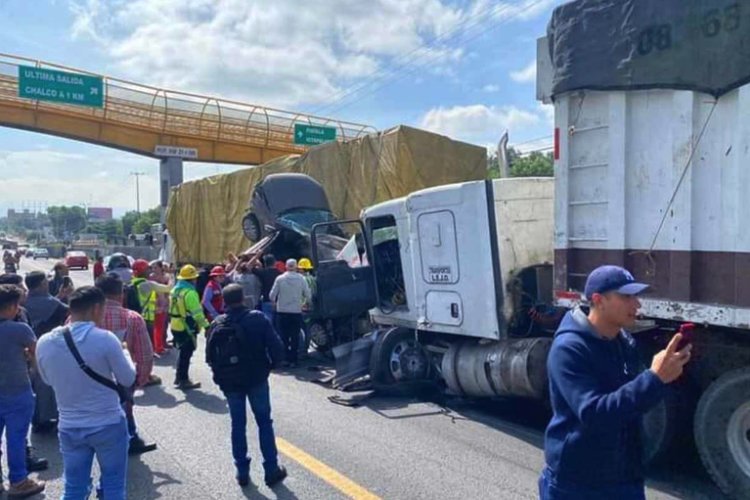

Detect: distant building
[88, 207, 113, 221]
[7, 209, 50, 231]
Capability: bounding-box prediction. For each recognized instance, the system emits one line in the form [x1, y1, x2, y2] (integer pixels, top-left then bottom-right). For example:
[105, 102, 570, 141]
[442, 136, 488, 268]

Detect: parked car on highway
[64, 250, 89, 270]
[31, 248, 49, 259]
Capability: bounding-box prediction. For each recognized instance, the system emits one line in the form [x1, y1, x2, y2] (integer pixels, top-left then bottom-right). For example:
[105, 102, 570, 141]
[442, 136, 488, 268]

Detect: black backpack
[207, 315, 246, 387]
[124, 281, 143, 314]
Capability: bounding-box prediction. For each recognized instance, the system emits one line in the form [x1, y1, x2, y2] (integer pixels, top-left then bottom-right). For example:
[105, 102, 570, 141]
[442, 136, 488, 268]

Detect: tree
[487, 154, 500, 179]
[510, 151, 554, 177]
[85, 220, 123, 243]
[26, 230, 42, 243]
[47, 206, 87, 238]
[487, 147, 554, 179]
[132, 207, 161, 234]
[121, 211, 140, 237]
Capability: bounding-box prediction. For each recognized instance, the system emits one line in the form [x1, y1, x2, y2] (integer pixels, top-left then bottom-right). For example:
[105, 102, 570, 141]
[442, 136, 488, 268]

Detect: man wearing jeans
[206, 284, 287, 488]
[37, 287, 136, 500]
[0, 284, 45, 497]
[95, 275, 157, 455]
[269, 259, 311, 368]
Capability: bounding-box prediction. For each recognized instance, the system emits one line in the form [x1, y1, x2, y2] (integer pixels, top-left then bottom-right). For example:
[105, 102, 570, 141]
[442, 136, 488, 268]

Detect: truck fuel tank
[441, 338, 551, 400]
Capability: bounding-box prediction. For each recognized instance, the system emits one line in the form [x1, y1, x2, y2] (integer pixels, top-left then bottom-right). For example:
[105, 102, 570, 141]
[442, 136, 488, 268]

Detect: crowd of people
[0, 250, 315, 498]
[0, 241, 698, 500]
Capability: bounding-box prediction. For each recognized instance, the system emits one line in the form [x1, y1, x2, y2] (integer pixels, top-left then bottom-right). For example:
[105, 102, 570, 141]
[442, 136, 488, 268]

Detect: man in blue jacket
[540, 265, 691, 499]
[205, 284, 287, 489]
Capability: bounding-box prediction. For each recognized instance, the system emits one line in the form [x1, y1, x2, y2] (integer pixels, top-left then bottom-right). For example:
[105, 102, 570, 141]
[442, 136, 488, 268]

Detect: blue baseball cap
[584, 265, 649, 299]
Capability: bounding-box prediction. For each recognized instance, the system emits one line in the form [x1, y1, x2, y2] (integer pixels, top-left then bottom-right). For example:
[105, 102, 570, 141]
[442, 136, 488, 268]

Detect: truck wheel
[298, 327, 310, 358]
[641, 384, 687, 467]
[241, 213, 261, 242]
[694, 367, 750, 499]
[309, 321, 333, 355]
[370, 327, 429, 386]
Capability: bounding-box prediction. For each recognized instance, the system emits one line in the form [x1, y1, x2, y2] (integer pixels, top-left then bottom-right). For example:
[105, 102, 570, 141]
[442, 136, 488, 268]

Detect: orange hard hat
[210, 265, 226, 277]
[132, 259, 150, 276]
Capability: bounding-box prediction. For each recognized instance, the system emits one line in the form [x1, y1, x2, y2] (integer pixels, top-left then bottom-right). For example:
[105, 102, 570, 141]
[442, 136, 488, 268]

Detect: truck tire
[370, 327, 430, 386]
[641, 385, 687, 467]
[694, 367, 750, 500]
[298, 327, 309, 359]
[242, 212, 261, 242]
[309, 321, 334, 357]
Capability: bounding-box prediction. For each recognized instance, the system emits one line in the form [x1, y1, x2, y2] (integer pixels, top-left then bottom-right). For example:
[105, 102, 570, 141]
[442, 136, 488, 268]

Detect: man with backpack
[205, 284, 287, 489]
[170, 265, 209, 390]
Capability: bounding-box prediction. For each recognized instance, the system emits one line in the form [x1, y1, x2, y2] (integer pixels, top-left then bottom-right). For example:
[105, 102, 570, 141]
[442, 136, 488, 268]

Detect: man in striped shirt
[95, 275, 158, 455]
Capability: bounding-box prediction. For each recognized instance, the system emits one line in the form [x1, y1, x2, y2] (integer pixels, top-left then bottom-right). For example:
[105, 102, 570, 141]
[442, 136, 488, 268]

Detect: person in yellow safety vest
[297, 258, 316, 310]
[131, 259, 171, 352]
[170, 265, 209, 390]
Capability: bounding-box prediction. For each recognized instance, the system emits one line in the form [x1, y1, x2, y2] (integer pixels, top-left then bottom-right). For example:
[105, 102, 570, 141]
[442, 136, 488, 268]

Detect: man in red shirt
[92, 256, 105, 281]
[201, 266, 226, 322]
[95, 275, 158, 455]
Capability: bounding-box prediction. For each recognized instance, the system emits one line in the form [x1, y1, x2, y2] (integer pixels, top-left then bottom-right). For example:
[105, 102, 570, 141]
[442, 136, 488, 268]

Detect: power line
[310, 1, 511, 115]
[512, 134, 553, 147]
[314, 0, 545, 115]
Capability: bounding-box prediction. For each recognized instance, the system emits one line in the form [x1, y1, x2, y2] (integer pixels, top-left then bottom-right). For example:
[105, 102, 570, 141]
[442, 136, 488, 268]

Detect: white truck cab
[311, 177, 555, 396]
[366, 178, 554, 340]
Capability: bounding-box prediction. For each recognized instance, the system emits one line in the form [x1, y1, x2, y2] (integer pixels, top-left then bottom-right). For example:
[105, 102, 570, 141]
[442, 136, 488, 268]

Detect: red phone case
[677, 322, 695, 350]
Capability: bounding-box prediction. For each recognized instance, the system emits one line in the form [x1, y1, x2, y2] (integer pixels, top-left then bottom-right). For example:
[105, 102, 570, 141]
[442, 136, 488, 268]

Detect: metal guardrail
[0, 53, 376, 153]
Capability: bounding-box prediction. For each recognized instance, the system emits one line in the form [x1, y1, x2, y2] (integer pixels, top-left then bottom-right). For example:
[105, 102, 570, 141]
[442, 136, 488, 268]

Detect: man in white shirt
[269, 259, 311, 368]
[36, 286, 135, 500]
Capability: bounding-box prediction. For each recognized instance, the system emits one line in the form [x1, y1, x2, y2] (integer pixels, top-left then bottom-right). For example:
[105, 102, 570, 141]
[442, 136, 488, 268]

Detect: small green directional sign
[294, 123, 337, 146]
[18, 65, 104, 108]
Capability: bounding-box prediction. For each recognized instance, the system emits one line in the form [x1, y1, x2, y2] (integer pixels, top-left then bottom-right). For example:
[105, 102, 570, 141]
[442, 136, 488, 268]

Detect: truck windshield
[277, 208, 339, 235]
[367, 215, 407, 310]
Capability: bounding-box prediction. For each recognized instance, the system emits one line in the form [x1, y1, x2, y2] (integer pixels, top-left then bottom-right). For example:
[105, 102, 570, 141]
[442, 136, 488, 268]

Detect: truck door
[311, 220, 377, 318]
[410, 180, 503, 339]
[417, 210, 462, 327]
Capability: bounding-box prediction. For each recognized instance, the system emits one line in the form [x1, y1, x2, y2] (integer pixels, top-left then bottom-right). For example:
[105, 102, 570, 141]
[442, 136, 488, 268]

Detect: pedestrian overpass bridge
[0, 53, 374, 165]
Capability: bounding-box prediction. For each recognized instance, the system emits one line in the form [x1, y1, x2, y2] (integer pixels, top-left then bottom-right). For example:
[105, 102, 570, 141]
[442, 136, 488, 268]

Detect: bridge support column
[159, 157, 184, 223]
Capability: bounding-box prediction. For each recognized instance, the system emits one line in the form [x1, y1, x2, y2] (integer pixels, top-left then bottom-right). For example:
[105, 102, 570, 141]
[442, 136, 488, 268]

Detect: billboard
[88, 207, 113, 221]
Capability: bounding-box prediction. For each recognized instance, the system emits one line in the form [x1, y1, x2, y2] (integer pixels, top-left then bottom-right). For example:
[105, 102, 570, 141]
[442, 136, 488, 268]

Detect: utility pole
[130, 171, 146, 213]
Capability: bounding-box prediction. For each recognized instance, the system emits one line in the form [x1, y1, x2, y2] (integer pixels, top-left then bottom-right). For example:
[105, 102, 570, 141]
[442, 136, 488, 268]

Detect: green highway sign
[18, 65, 104, 108]
[294, 123, 337, 146]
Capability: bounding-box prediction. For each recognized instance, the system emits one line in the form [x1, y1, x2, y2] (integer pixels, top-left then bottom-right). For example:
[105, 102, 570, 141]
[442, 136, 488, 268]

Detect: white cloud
[482, 84, 501, 93]
[419, 104, 540, 146]
[68, 0, 474, 109]
[510, 60, 536, 83]
[67, 0, 557, 110]
[538, 102, 554, 126]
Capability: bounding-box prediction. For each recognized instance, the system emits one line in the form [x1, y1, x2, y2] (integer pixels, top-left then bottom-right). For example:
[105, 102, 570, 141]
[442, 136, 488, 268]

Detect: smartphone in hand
[676, 322, 695, 351]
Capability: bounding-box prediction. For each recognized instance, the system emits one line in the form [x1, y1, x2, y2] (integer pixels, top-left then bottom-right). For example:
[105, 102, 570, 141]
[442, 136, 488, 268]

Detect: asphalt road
[13, 257, 727, 499]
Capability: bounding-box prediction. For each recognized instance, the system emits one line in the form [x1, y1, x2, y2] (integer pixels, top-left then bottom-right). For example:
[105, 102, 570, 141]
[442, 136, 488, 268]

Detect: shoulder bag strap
[62, 326, 124, 399]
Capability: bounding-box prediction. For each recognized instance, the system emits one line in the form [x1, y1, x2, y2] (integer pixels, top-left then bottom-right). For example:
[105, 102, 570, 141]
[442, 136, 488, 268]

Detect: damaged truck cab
[312, 177, 557, 397]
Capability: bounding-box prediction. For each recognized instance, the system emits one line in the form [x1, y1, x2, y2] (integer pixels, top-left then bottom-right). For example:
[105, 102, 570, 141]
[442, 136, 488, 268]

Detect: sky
[0, 0, 564, 216]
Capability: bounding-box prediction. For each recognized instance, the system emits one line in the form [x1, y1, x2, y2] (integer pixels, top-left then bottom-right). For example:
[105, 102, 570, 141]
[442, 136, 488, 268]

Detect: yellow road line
[276, 437, 381, 500]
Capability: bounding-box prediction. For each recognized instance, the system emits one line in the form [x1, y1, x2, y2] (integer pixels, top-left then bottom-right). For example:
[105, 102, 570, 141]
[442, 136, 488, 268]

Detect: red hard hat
[132, 259, 150, 276]
[210, 265, 226, 277]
